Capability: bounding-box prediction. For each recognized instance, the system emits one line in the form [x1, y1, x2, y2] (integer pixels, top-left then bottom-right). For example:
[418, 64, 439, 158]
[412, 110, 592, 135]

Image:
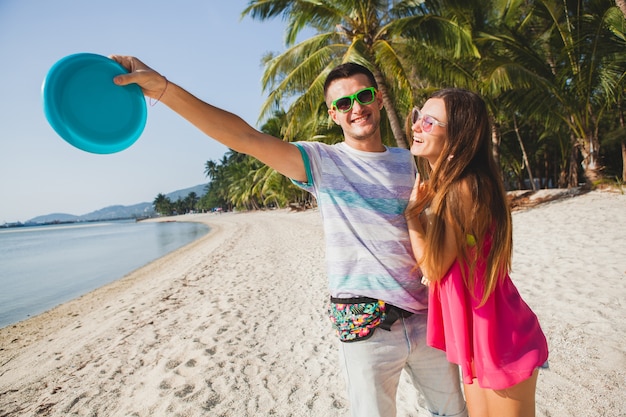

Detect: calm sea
[0, 220, 209, 328]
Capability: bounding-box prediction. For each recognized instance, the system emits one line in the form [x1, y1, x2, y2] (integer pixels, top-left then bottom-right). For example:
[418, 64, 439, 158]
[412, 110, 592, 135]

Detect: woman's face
[409, 97, 448, 167]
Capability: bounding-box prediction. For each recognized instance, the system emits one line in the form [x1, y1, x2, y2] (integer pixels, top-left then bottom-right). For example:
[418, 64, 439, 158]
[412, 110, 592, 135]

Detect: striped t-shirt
[292, 141, 428, 313]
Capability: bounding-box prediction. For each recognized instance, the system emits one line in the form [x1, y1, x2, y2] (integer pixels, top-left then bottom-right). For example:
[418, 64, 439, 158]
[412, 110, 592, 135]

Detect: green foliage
[243, 0, 625, 190]
[152, 191, 204, 216]
[182, 0, 625, 210]
[592, 176, 625, 193]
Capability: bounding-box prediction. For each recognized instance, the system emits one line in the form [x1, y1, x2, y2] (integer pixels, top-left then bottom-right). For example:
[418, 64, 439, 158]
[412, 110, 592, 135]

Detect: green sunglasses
[331, 87, 377, 112]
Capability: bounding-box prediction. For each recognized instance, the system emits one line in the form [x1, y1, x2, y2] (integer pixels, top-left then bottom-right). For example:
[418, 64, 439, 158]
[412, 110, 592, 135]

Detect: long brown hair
[408, 88, 512, 305]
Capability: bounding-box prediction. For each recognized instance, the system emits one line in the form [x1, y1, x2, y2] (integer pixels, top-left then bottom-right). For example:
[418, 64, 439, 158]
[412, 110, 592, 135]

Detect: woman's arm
[405, 174, 430, 273]
[406, 176, 472, 282]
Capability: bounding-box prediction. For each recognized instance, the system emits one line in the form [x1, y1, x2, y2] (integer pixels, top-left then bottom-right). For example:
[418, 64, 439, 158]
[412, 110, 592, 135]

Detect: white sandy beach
[1, 189, 625, 416]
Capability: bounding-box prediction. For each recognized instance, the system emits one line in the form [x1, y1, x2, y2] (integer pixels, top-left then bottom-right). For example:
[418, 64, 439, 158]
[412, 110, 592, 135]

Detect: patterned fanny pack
[329, 297, 385, 342]
[329, 297, 415, 342]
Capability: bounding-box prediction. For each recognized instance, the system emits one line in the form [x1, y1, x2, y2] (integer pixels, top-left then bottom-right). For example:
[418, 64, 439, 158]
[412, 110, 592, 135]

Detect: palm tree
[204, 160, 219, 181]
[153, 193, 172, 216]
[423, 0, 625, 187]
[400, 0, 540, 178]
[506, 0, 626, 186]
[235, 0, 624, 192]
[253, 110, 314, 208]
[242, 0, 476, 149]
[203, 153, 237, 210]
[226, 156, 263, 210]
[184, 192, 199, 213]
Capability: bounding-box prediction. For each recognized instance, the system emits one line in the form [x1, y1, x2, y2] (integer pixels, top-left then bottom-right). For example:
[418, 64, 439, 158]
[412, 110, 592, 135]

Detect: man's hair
[323, 62, 378, 98]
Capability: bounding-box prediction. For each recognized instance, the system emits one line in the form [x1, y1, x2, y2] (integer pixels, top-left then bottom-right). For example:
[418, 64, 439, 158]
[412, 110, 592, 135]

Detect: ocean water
[0, 219, 209, 328]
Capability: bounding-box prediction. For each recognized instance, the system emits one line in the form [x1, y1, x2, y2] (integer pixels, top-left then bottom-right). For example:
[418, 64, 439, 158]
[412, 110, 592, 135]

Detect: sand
[1, 189, 625, 417]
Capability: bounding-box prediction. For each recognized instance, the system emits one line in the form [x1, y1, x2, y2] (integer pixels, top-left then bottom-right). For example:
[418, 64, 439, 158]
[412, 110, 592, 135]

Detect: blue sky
[0, 0, 298, 223]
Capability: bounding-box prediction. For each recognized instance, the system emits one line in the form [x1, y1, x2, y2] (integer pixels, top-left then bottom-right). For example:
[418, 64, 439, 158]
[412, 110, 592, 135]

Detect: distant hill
[162, 184, 207, 202]
[26, 184, 207, 224]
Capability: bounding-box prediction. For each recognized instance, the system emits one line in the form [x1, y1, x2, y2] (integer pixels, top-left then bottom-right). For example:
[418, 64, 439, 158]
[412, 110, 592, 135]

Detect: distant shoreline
[1, 216, 143, 229]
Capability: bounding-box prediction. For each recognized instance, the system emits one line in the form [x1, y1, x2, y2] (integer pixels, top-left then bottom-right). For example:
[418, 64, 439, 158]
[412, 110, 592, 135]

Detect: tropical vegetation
[153, 192, 200, 217]
[158, 0, 626, 213]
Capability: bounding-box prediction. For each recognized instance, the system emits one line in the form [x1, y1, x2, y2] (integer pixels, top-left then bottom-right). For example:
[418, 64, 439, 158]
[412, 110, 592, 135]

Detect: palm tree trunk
[622, 141, 626, 183]
[581, 132, 602, 184]
[386, 102, 409, 149]
[619, 105, 626, 183]
[558, 168, 568, 188]
[371, 69, 409, 149]
[513, 115, 537, 191]
[568, 135, 580, 188]
[491, 123, 501, 176]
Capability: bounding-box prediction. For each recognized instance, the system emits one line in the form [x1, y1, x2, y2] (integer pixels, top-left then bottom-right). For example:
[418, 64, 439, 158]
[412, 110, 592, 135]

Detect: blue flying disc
[42, 53, 147, 154]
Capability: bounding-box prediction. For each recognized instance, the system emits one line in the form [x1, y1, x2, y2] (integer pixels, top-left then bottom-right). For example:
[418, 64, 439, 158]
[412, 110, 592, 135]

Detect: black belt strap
[379, 304, 413, 331]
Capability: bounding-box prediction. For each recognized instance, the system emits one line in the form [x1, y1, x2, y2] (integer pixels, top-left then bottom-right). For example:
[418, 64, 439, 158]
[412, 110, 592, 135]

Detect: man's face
[326, 74, 383, 147]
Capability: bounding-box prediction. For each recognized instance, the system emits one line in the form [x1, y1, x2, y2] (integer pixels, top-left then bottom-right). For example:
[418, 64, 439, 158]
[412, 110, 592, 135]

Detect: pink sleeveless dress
[426, 238, 549, 390]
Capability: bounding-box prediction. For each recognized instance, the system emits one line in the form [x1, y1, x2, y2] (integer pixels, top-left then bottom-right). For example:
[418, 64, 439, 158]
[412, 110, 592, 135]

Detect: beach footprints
[201, 391, 223, 412]
[156, 361, 201, 411]
[154, 337, 236, 412]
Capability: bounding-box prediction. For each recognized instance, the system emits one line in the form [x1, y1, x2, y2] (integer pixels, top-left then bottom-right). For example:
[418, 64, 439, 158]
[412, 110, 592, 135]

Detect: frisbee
[42, 53, 147, 154]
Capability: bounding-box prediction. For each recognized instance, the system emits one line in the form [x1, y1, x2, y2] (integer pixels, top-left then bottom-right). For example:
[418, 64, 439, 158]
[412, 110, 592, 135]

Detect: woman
[405, 88, 548, 417]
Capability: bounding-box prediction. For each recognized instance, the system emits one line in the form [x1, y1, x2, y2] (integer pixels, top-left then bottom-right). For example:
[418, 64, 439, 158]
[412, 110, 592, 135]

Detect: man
[112, 56, 467, 417]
